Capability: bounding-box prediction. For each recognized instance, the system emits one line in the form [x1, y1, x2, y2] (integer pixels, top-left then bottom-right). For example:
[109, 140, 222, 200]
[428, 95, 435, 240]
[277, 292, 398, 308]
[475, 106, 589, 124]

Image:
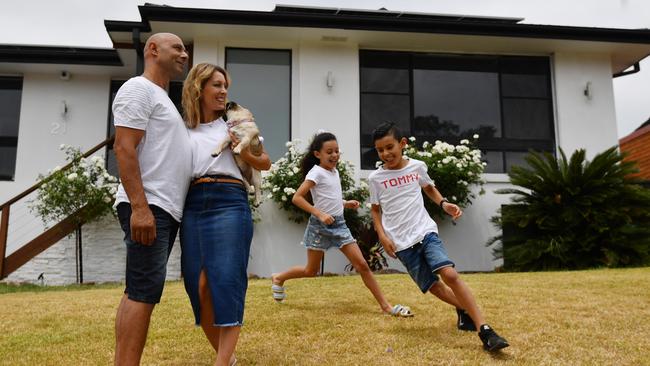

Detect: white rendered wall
[553, 52, 619, 156]
[1, 73, 111, 203]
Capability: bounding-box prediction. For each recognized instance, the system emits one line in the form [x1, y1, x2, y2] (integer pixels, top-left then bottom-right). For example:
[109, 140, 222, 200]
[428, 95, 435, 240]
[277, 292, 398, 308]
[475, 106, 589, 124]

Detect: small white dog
[211, 101, 263, 205]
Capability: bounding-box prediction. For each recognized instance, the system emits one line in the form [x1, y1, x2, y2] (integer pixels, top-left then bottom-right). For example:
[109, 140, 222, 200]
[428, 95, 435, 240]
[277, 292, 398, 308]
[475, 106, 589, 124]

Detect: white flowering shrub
[263, 139, 369, 223]
[31, 145, 119, 226]
[402, 135, 486, 218]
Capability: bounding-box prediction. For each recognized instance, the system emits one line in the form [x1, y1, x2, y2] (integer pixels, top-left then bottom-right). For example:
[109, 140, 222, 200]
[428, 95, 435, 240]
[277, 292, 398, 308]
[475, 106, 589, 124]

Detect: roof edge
[0, 45, 123, 66]
[619, 122, 650, 144]
[104, 20, 152, 33]
[105, 4, 650, 45]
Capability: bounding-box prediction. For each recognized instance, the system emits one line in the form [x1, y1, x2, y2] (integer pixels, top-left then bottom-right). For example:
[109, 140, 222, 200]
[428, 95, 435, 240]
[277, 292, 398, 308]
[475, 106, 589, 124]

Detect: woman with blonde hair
[181, 63, 271, 366]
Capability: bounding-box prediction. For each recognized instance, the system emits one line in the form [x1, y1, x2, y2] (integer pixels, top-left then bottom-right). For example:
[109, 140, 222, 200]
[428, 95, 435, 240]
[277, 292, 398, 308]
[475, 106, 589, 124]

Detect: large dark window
[0, 76, 22, 181]
[360, 51, 554, 172]
[106, 80, 184, 177]
[226, 48, 291, 161]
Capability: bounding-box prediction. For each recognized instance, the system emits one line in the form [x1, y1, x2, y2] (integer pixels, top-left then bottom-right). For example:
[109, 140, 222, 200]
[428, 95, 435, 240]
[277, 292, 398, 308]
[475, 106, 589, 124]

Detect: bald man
[112, 33, 191, 366]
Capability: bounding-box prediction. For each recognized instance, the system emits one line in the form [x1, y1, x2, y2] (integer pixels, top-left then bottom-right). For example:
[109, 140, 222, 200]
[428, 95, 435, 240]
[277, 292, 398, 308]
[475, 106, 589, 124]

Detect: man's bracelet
[439, 199, 449, 209]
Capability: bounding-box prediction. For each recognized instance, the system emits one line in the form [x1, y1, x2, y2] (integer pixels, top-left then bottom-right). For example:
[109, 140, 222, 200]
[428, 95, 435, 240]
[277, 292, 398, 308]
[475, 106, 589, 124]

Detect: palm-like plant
[488, 147, 650, 271]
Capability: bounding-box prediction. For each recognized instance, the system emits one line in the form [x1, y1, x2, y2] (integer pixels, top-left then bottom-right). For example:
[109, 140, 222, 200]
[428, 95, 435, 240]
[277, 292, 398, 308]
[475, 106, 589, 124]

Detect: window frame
[0, 75, 23, 181]
[359, 50, 555, 172]
[224, 47, 293, 161]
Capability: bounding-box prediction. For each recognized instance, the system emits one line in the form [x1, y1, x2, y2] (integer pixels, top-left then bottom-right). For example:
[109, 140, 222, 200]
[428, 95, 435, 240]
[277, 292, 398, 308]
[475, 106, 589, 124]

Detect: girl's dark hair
[301, 132, 337, 177]
[372, 122, 403, 142]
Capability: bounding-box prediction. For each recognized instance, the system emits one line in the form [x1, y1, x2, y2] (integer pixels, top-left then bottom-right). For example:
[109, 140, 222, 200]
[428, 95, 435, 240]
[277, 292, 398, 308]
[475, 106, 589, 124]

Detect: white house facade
[2, 4, 649, 284]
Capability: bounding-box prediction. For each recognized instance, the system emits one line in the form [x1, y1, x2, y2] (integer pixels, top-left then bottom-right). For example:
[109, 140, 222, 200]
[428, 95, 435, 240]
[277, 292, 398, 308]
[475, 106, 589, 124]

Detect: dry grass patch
[1, 268, 649, 365]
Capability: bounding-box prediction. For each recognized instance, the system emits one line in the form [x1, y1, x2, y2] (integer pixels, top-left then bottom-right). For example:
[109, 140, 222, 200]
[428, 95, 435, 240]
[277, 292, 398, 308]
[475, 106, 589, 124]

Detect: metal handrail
[0, 135, 115, 279]
[0, 136, 114, 209]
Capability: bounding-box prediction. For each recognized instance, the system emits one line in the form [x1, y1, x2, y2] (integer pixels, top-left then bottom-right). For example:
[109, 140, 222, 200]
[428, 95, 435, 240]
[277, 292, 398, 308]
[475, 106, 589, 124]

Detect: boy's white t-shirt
[188, 118, 244, 181]
[305, 165, 344, 217]
[112, 76, 192, 222]
[368, 158, 439, 252]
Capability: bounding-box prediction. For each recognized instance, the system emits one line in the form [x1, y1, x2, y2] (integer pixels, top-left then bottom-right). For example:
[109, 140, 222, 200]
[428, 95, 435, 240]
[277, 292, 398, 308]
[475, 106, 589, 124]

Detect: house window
[225, 48, 291, 161]
[0, 76, 22, 181]
[360, 51, 555, 172]
[106, 80, 184, 177]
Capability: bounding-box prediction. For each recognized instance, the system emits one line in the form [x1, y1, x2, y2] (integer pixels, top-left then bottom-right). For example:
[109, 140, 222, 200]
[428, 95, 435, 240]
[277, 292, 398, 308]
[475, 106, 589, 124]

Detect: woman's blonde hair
[182, 63, 230, 129]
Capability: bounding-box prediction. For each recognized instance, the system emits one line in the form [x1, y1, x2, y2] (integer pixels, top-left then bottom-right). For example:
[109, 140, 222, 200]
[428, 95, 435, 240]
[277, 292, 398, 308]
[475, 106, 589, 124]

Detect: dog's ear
[223, 101, 235, 122]
[225, 101, 238, 111]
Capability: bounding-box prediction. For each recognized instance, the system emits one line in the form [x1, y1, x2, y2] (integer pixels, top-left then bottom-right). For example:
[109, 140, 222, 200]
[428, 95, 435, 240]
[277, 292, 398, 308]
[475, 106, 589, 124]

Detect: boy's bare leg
[272, 249, 324, 286]
[429, 281, 463, 309]
[438, 266, 486, 326]
[340, 243, 393, 313]
[115, 295, 154, 366]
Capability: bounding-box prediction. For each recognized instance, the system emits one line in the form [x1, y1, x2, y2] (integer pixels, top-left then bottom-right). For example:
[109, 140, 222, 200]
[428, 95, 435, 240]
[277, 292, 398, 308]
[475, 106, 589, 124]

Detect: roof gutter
[613, 62, 640, 78]
[0, 45, 122, 66]
[120, 4, 650, 45]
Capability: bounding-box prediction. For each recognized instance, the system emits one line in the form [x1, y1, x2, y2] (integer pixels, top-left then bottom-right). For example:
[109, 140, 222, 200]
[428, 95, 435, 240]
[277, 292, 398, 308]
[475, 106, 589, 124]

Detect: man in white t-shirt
[369, 122, 510, 352]
[112, 32, 191, 365]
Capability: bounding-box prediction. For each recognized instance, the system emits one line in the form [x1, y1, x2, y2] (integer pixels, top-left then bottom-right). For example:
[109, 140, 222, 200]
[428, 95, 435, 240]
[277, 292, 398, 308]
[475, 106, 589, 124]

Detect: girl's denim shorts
[396, 232, 455, 293]
[301, 215, 356, 251]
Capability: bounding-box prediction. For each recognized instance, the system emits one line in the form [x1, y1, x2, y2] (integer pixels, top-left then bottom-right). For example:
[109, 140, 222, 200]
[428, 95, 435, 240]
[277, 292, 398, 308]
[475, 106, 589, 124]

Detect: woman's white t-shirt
[188, 118, 243, 181]
[368, 158, 439, 252]
[112, 76, 192, 222]
[305, 165, 344, 217]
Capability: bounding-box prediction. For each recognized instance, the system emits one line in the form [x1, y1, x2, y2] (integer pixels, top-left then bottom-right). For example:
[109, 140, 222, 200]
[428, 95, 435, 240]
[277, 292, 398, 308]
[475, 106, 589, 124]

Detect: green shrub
[30, 145, 118, 226]
[402, 136, 486, 219]
[488, 147, 650, 271]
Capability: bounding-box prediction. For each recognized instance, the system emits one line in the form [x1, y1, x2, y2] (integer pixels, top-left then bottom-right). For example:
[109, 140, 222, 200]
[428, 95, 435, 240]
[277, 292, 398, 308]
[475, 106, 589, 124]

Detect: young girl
[271, 132, 412, 317]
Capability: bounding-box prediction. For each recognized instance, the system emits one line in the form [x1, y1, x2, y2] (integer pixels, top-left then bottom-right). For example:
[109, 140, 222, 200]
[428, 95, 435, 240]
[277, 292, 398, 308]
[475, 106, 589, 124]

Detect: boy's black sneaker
[456, 308, 476, 331]
[478, 324, 509, 352]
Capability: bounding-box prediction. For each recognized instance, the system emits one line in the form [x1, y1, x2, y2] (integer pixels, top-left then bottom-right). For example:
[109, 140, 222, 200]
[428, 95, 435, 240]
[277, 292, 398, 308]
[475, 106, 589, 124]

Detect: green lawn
[1, 268, 649, 365]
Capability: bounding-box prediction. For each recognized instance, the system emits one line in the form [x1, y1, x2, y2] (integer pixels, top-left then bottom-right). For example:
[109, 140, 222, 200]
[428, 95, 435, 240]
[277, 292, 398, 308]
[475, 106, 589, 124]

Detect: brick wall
[620, 124, 650, 180]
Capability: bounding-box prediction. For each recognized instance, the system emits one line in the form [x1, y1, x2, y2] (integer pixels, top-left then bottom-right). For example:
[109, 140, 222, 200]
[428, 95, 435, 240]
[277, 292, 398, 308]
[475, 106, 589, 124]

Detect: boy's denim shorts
[117, 202, 179, 304]
[301, 215, 356, 251]
[396, 232, 455, 293]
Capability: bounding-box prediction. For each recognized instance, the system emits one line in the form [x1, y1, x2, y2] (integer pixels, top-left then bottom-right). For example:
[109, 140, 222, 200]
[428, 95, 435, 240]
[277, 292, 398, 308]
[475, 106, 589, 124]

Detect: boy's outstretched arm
[370, 204, 397, 258]
[422, 184, 463, 220]
[292, 180, 334, 224]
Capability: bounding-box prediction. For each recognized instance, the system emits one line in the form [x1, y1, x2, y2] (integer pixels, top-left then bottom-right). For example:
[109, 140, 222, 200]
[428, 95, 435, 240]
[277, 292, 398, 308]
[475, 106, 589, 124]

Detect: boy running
[368, 122, 509, 352]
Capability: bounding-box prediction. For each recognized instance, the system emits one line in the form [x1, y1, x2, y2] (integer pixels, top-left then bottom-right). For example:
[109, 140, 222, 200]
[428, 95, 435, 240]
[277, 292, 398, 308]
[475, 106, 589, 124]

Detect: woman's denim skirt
[180, 181, 253, 327]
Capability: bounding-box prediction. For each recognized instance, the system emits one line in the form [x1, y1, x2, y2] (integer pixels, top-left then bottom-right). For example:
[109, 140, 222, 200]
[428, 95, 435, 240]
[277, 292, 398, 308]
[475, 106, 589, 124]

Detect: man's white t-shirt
[188, 118, 244, 180]
[368, 158, 439, 252]
[305, 165, 344, 217]
[112, 76, 192, 222]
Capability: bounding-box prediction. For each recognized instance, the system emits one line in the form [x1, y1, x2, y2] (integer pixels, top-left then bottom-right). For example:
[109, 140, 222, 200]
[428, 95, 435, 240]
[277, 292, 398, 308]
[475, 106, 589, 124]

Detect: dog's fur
[211, 101, 263, 205]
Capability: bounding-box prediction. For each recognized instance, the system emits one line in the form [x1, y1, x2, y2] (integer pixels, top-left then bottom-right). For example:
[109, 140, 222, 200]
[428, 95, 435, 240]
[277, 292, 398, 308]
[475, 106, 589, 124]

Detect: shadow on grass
[391, 321, 514, 361]
[0, 282, 123, 295]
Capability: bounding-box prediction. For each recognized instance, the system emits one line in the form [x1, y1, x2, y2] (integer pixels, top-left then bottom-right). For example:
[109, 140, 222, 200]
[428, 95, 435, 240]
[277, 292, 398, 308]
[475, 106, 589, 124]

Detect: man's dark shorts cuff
[124, 290, 160, 305]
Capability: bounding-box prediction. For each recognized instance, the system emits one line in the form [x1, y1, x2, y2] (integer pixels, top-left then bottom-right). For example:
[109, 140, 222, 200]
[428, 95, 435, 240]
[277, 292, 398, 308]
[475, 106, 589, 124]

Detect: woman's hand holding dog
[228, 131, 240, 150]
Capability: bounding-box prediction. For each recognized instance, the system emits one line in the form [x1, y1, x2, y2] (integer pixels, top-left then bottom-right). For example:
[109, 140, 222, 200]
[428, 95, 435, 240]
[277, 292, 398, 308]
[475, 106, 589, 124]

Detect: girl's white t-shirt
[188, 118, 243, 181]
[305, 165, 344, 217]
[112, 76, 192, 222]
[368, 158, 439, 252]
